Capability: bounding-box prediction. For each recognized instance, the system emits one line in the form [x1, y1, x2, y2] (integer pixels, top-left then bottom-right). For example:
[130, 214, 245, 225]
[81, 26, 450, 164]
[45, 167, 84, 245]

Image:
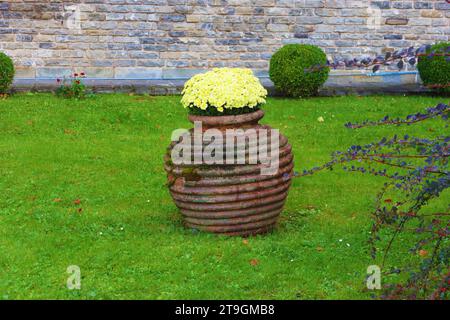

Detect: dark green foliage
[417, 42, 450, 92]
[0, 52, 15, 94]
[188, 105, 260, 116]
[269, 44, 329, 97]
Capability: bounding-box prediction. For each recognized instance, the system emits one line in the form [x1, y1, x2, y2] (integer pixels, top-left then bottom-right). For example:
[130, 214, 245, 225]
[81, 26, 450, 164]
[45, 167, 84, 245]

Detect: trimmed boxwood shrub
[269, 44, 329, 97]
[417, 42, 450, 92]
[0, 52, 15, 94]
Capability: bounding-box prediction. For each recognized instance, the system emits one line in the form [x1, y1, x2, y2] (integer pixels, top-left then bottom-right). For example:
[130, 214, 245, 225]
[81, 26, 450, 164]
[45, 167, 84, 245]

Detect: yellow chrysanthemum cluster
[181, 68, 268, 112]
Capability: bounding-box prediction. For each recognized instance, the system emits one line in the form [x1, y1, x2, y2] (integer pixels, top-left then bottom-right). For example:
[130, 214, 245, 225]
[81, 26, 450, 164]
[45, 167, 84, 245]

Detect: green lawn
[0, 93, 447, 299]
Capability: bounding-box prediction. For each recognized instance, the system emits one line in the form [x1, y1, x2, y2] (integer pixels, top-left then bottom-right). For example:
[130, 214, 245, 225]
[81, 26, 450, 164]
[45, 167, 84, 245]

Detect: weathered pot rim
[188, 109, 265, 126]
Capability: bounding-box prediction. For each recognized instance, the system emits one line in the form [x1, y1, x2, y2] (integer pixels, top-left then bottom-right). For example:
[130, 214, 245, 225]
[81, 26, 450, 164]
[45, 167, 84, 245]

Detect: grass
[0, 93, 447, 300]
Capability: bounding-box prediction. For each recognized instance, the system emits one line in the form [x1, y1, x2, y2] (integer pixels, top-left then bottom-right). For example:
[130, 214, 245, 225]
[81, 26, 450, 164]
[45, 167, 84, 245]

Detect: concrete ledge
[12, 71, 430, 96]
[13, 78, 186, 95]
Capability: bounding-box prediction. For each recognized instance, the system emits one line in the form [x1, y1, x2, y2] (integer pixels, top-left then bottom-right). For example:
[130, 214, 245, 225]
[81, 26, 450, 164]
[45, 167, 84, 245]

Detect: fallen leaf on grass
[134, 96, 156, 102]
[73, 199, 81, 205]
[250, 258, 259, 266]
[419, 249, 428, 257]
[64, 129, 77, 135]
[53, 198, 62, 203]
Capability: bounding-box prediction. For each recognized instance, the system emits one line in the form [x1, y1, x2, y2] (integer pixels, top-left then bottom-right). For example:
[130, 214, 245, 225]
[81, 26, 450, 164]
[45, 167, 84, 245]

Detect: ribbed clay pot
[164, 109, 294, 236]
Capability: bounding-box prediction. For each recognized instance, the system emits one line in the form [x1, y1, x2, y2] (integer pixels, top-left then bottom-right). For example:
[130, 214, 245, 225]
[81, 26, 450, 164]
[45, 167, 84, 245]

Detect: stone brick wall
[0, 0, 449, 80]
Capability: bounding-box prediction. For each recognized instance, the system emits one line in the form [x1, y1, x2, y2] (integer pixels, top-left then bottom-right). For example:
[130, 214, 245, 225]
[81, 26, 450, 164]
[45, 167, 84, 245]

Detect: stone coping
[12, 71, 429, 96]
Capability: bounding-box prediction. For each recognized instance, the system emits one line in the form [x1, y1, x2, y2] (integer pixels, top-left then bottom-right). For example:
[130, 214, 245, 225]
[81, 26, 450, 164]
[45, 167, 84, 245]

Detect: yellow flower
[181, 68, 267, 112]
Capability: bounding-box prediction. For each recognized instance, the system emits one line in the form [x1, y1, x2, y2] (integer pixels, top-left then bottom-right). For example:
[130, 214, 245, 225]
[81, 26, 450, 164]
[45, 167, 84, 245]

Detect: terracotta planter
[164, 109, 294, 236]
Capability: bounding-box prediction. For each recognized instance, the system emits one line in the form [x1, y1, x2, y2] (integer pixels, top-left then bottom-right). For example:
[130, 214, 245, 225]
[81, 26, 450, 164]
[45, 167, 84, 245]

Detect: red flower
[437, 229, 446, 237]
[56, 78, 61, 83]
[75, 80, 80, 84]
[74, 73, 78, 77]
[80, 72, 85, 76]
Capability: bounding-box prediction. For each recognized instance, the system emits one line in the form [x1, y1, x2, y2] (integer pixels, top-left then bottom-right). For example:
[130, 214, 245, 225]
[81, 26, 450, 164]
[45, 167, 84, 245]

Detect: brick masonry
[0, 0, 449, 85]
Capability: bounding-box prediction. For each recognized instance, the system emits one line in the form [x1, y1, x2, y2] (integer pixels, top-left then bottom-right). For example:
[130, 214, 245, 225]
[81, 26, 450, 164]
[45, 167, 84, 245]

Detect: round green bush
[417, 42, 450, 92]
[0, 52, 15, 94]
[269, 44, 329, 97]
